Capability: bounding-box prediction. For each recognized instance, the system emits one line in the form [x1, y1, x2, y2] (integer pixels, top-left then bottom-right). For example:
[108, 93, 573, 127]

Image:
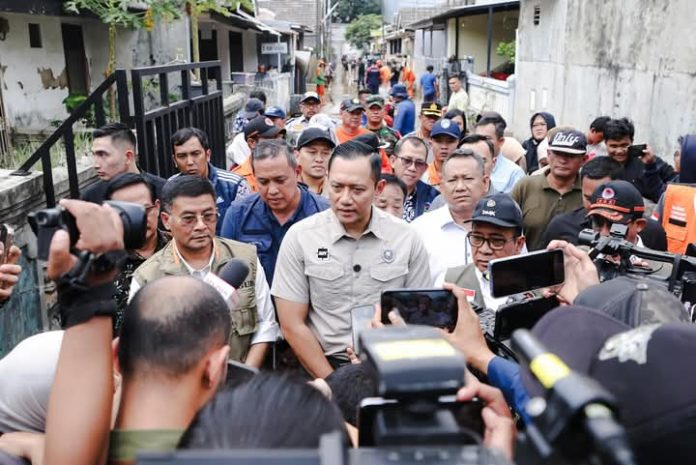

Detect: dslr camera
[28, 201, 147, 261]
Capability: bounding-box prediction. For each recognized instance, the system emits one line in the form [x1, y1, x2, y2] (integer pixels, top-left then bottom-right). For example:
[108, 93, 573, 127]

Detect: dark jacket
[220, 186, 329, 285]
[617, 155, 677, 203]
[522, 112, 556, 174]
[412, 180, 440, 220]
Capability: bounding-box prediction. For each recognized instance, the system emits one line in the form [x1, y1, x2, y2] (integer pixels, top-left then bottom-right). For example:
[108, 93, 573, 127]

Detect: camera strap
[56, 250, 126, 328]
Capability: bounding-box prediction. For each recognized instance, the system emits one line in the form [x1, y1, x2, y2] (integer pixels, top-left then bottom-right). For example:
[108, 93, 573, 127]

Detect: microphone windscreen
[218, 258, 250, 289]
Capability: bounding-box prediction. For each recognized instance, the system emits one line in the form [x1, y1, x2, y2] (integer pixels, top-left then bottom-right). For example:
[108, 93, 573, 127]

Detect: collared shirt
[271, 207, 431, 356]
[410, 206, 472, 285]
[286, 115, 311, 147]
[109, 429, 183, 465]
[511, 172, 583, 251]
[491, 153, 526, 194]
[128, 240, 279, 344]
[367, 123, 401, 156]
[220, 187, 330, 285]
[448, 88, 469, 112]
[475, 267, 508, 311]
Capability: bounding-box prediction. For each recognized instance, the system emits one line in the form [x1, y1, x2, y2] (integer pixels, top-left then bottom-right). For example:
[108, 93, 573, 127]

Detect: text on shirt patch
[317, 247, 329, 261]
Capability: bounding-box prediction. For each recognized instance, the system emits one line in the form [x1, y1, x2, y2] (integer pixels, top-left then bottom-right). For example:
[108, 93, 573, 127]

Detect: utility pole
[381, 0, 386, 57]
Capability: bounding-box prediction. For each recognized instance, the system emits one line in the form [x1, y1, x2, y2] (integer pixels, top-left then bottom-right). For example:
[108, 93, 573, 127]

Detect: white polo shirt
[410, 206, 472, 286]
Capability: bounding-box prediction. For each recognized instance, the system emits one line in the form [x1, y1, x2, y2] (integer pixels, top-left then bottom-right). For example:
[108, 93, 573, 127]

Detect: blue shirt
[487, 356, 531, 424]
[393, 99, 416, 136]
[420, 72, 437, 95]
[220, 186, 330, 285]
[491, 154, 526, 194]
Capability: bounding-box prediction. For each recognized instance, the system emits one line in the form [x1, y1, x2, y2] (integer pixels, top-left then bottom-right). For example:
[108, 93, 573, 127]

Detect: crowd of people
[1, 65, 696, 465]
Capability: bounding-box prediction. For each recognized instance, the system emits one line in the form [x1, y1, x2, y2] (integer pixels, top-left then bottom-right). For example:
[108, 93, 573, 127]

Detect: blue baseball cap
[264, 106, 286, 120]
[430, 118, 461, 140]
[390, 84, 409, 98]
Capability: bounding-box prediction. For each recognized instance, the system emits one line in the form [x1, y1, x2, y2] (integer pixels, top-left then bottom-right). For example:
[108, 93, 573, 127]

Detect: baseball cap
[296, 127, 336, 150]
[574, 276, 690, 327]
[365, 95, 385, 108]
[430, 118, 461, 140]
[242, 97, 265, 119]
[264, 106, 286, 120]
[470, 193, 524, 230]
[354, 132, 389, 150]
[587, 180, 645, 223]
[300, 91, 320, 104]
[390, 84, 408, 98]
[243, 115, 285, 139]
[522, 307, 696, 464]
[340, 98, 364, 113]
[547, 128, 587, 155]
[421, 101, 442, 118]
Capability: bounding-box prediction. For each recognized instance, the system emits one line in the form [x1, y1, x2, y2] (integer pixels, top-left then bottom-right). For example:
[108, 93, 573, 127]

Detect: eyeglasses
[591, 215, 630, 230]
[174, 211, 218, 227]
[396, 156, 427, 170]
[467, 233, 516, 250]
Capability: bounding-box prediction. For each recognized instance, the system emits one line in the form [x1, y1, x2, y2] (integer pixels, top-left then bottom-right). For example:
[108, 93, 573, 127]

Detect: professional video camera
[28, 201, 147, 261]
[578, 225, 696, 312]
[136, 327, 515, 465]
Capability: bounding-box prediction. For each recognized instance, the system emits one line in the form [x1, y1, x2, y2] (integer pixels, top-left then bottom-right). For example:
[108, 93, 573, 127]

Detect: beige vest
[133, 238, 259, 361]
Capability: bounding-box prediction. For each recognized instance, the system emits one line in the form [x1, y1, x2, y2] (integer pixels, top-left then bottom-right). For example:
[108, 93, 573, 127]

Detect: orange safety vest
[232, 157, 257, 192]
[661, 184, 696, 254]
[425, 162, 442, 189]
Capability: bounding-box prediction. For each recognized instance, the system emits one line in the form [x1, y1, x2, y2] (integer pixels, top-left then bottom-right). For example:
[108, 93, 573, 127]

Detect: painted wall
[0, 13, 71, 132]
[512, 0, 696, 159]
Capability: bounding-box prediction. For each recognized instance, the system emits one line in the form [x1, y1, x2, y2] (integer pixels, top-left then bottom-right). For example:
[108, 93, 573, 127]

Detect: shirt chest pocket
[366, 262, 409, 294]
[305, 263, 347, 312]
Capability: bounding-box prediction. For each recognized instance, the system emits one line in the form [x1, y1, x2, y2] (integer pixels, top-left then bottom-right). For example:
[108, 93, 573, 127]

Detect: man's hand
[546, 240, 599, 304]
[46, 199, 124, 281]
[458, 371, 515, 460]
[0, 432, 45, 465]
[370, 302, 406, 329]
[638, 145, 656, 165]
[442, 283, 496, 374]
[0, 244, 21, 301]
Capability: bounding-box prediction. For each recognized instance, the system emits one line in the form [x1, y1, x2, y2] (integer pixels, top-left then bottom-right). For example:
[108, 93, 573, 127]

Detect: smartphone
[0, 224, 14, 265]
[380, 289, 458, 331]
[225, 360, 259, 388]
[357, 396, 485, 447]
[493, 296, 560, 340]
[628, 143, 647, 158]
[488, 249, 564, 298]
[351, 305, 375, 355]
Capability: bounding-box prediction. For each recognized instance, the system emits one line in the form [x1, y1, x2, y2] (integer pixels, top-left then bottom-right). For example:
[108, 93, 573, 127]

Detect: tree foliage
[333, 0, 381, 23]
[496, 40, 516, 64]
[345, 14, 382, 50]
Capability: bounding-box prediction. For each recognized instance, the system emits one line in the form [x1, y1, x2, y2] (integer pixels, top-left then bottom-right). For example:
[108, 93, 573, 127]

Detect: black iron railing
[10, 69, 129, 207]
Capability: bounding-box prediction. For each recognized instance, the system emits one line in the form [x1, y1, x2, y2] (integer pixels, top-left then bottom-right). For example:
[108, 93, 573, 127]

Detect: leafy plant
[333, 0, 381, 23]
[345, 14, 382, 50]
[496, 40, 516, 64]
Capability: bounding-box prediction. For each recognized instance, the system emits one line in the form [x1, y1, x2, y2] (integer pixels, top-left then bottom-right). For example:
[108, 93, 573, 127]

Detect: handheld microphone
[202, 259, 250, 302]
[218, 258, 250, 289]
[512, 329, 636, 465]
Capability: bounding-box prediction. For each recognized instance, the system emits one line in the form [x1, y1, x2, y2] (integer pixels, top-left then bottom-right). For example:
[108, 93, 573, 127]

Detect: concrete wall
[512, 0, 696, 158]
[468, 72, 515, 122]
[0, 13, 189, 135]
[0, 13, 71, 132]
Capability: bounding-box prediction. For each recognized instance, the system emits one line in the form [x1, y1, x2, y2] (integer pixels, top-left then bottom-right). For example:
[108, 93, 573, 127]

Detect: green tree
[333, 0, 380, 23]
[64, 0, 181, 117]
[345, 14, 382, 50]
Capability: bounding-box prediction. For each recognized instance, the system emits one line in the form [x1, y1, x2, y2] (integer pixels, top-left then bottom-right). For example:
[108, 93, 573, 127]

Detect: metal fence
[131, 61, 225, 179]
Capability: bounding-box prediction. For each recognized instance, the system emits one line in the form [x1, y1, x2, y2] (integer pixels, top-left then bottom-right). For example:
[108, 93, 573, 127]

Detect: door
[229, 31, 244, 72]
[61, 24, 89, 95]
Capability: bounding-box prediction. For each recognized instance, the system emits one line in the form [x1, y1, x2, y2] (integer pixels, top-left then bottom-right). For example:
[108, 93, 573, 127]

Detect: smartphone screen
[351, 305, 375, 354]
[225, 360, 259, 388]
[493, 296, 559, 340]
[380, 289, 457, 331]
[489, 249, 564, 298]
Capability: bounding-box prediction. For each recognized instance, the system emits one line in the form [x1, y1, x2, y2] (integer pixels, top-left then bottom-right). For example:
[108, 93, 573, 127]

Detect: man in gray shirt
[271, 140, 432, 378]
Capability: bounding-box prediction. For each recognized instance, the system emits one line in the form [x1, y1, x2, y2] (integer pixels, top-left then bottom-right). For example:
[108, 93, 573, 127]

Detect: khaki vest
[132, 238, 259, 361]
